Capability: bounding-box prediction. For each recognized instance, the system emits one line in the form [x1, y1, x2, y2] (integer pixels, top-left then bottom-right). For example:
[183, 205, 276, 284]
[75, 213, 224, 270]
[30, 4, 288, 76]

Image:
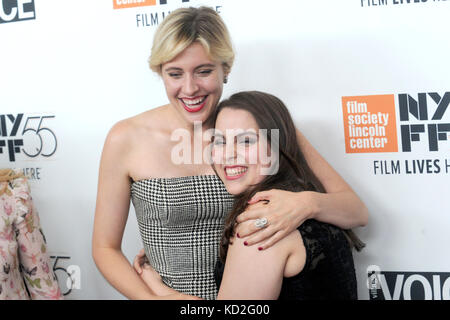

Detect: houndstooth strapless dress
[130, 175, 234, 300]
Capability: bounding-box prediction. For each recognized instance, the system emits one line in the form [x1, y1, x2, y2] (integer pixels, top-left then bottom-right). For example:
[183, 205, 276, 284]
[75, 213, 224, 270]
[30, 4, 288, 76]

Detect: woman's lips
[224, 165, 248, 180]
[180, 95, 208, 113]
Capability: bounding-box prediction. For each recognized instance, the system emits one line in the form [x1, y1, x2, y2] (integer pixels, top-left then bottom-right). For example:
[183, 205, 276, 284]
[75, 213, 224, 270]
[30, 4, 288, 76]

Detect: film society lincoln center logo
[342, 94, 398, 153]
[342, 92, 450, 155]
[113, 0, 190, 9]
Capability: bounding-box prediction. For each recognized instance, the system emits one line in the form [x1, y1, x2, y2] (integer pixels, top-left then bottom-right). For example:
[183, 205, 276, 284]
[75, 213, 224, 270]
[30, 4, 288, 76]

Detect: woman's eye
[213, 139, 225, 145]
[169, 73, 182, 78]
[198, 69, 212, 76]
[238, 137, 256, 145]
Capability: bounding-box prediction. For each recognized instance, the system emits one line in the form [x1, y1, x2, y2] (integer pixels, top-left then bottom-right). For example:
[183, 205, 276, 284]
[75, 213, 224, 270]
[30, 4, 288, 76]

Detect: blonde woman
[92, 7, 368, 300]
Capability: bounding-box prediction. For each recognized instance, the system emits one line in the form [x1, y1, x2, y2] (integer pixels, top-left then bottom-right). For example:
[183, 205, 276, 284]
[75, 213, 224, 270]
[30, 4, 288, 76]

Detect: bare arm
[93, 122, 199, 300]
[217, 231, 304, 300]
[295, 129, 369, 228]
[92, 122, 157, 300]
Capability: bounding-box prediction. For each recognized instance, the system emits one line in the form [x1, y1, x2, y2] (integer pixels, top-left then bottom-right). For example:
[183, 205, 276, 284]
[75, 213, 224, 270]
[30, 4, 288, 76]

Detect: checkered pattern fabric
[131, 175, 234, 300]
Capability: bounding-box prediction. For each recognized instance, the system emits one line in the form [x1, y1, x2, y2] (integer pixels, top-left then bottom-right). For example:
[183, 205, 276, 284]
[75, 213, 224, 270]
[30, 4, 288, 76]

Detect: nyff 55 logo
[0, 113, 57, 162]
[0, 0, 35, 24]
[113, 0, 190, 10]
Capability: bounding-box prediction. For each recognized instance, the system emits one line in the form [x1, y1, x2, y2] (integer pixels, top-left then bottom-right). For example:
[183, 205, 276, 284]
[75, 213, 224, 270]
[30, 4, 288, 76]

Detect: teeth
[225, 167, 248, 177]
[182, 96, 207, 107]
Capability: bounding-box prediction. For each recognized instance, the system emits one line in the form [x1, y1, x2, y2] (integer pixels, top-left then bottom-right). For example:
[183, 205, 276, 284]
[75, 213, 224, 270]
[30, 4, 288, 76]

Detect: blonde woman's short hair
[149, 6, 234, 75]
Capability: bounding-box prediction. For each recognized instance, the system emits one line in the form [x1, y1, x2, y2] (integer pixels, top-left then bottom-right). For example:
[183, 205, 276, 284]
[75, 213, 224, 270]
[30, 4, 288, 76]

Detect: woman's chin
[224, 183, 246, 196]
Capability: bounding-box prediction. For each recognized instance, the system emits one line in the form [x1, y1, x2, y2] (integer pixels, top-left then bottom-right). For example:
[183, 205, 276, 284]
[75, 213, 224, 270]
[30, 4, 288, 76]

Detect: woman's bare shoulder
[106, 105, 170, 144]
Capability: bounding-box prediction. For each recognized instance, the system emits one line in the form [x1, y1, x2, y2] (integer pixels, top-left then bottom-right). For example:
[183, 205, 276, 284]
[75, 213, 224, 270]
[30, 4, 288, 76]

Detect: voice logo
[0, 0, 35, 24]
[367, 266, 450, 300]
[113, 0, 189, 10]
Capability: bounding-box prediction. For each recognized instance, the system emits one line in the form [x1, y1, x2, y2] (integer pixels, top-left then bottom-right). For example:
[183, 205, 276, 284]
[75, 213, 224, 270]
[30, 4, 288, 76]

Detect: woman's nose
[225, 142, 237, 163]
[182, 74, 199, 96]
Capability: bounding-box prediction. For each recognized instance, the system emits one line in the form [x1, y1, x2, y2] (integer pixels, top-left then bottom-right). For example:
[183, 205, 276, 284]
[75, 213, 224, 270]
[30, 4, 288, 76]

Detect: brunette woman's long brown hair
[210, 91, 365, 263]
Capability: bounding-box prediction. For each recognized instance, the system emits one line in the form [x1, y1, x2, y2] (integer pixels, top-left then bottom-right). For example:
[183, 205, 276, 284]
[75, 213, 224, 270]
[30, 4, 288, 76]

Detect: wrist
[134, 288, 159, 300]
[302, 191, 321, 220]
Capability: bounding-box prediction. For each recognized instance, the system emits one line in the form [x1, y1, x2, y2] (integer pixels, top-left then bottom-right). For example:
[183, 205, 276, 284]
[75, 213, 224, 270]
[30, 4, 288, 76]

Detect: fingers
[133, 248, 148, 274]
[235, 216, 291, 250]
[241, 226, 278, 248]
[254, 230, 286, 251]
[234, 220, 257, 238]
[235, 216, 273, 238]
[247, 190, 273, 204]
[141, 264, 162, 281]
[236, 201, 270, 224]
[133, 254, 143, 274]
[241, 228, 287, 251]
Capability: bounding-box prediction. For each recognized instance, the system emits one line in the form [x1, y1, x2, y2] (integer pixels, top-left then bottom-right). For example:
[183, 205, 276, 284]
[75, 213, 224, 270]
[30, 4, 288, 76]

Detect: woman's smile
[180, 95, 209, 112]
[224, 165, 248, 180]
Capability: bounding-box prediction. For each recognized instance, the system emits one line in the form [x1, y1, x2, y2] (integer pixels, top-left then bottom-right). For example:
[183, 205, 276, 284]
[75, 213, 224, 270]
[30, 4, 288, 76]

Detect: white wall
[1, 0, 449, 300]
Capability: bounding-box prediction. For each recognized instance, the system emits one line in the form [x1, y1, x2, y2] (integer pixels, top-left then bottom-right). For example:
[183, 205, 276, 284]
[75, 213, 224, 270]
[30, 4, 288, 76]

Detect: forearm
[295, 129, 368, 229]
[93, 246, 158, 300]
[307, 190, 369, 229]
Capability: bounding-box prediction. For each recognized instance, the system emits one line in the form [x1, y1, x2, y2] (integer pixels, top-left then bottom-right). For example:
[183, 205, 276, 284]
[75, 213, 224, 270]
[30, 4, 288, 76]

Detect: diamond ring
[255, 217, 268, 229]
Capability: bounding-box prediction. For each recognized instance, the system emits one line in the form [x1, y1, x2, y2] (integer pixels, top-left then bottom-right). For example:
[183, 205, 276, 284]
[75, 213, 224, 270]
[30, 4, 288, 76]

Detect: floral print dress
[0, 169, 62, 300]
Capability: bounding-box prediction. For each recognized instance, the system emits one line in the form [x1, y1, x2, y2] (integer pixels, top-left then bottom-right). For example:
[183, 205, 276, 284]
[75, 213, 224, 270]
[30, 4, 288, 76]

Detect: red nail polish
[258, 247, 263, 251]
[244, 241, 248, 246]
[237, 233, 240, 238]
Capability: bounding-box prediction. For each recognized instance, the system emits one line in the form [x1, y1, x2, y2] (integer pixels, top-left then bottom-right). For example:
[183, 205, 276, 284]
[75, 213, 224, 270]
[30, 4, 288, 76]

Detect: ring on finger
[255, 217, 268, 229]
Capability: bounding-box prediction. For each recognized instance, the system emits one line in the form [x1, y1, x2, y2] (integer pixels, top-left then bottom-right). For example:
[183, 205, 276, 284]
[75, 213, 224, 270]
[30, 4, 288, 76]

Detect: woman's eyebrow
[164, 64, 216, 73]
[214, 130, 258, 140]
[163, 67, 182, 73]
[236, 131, 258, 138]
[195, 64, 216, 70]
